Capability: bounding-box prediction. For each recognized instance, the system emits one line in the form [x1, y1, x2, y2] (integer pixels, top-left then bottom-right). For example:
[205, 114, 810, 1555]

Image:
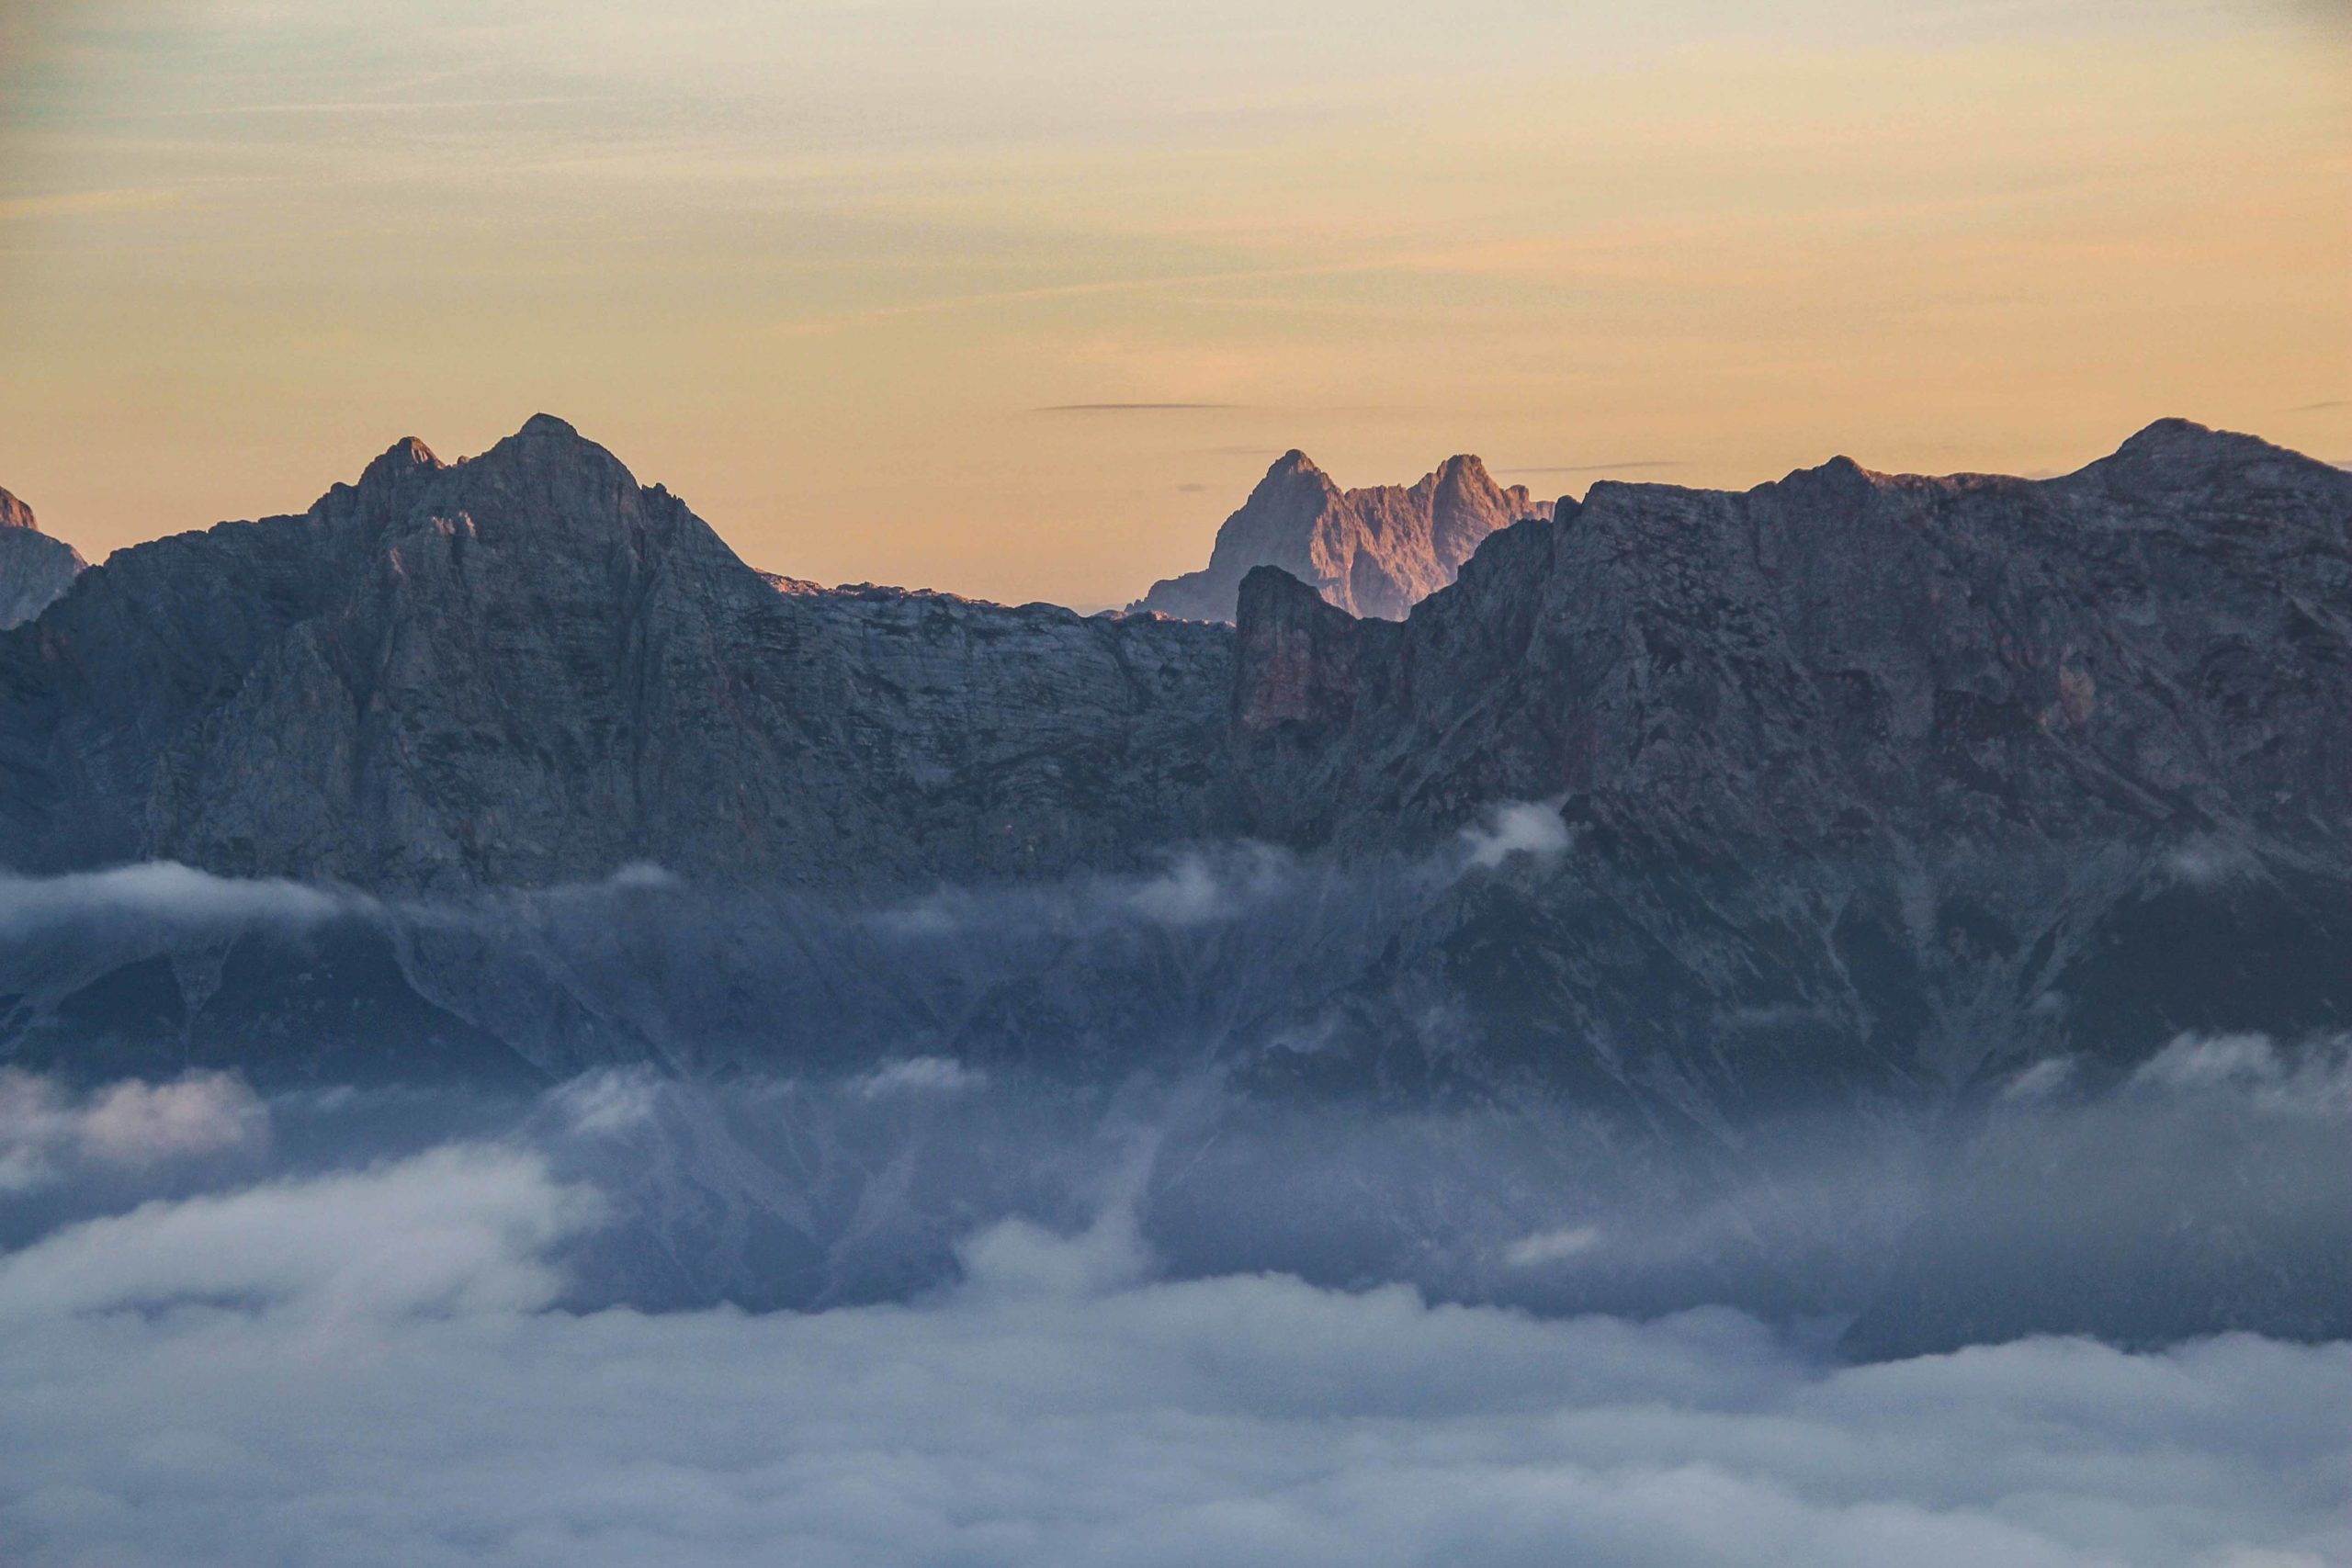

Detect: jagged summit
[0, 486, 38, 532]
[1432, 453, 1498, 484]
[359, 436, 443, 488]
[0, 419, 1233, 886]
[1132, 449, 1555, 624]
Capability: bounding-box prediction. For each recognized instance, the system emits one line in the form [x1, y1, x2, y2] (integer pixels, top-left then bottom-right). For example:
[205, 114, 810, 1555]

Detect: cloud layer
[0, 1069, 266, 1193]
[0, 1145, 2343, 1568]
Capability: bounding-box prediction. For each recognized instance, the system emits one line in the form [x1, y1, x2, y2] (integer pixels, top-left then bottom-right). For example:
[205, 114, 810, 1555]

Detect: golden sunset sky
[2, 0, 2346, 608]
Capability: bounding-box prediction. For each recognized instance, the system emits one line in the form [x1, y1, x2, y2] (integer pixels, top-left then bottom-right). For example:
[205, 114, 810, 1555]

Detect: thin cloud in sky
[96, 96, 606, 120]
[1033, 402, 1242, 413]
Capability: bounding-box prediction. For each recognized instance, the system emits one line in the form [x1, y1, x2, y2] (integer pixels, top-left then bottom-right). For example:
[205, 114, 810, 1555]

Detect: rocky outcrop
[1238, 421, 2352, 856]
[1223, 420, 2352, 1108]
[0, 485, 85, 629]
[1231, 564, 1383, 732]
[1132, 450, 1552, 622]
[0, 416, 1232, 888]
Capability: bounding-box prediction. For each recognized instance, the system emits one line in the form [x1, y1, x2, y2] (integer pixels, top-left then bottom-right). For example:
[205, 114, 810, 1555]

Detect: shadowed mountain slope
[0, 416, 1232, 888]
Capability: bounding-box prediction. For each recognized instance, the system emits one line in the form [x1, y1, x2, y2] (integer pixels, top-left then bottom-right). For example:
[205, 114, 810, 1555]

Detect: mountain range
[2, 411, 2347, 1351]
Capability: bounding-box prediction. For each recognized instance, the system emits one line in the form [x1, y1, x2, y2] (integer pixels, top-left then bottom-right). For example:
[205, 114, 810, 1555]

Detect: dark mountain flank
[4, 414, 2349, 1349]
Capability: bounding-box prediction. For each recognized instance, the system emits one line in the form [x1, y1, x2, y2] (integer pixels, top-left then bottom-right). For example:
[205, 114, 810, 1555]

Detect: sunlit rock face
[1132, 449, 1554, 623]
[0, 485, 85, 630]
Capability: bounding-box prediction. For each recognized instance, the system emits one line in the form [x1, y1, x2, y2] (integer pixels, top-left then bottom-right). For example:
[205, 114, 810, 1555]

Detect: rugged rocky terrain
[1, 412, 2346, 1350]
[1227, 420, 2352, 1099]
[1131, 449, 1552, 621]
[0, 418, 1231, 888]
[0, 485, 85, 630]
[6, 412, 2348, 1098]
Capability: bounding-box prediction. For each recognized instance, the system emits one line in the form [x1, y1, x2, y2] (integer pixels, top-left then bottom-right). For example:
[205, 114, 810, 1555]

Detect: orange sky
[1, 0, 2346, 609]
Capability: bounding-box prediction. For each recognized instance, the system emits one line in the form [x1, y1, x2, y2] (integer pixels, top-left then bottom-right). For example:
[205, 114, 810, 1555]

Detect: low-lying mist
[3, 1021, 2346, 1338]
[2, 840, 2348, 1561]
[0, 1062, 2346, 1567]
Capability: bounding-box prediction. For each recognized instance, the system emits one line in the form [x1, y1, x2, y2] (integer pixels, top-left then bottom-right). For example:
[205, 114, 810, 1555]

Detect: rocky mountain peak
[359, 436, 443, 490]
[1265, 448, 1328, 479]
[2097, 416, 2315, 478]
[1430, 453, 1494, 489]
[517, 412, 582, 440]
[477, 412, 627, 474]
[491, 414, 646, 491]
[0, 486, 39, 532]
[1132, 449, 1554, 624]
[379, 414, 689, 560]
[1248, 449, 1343, 507]
[2059, 419, 2349, 518]
[2112, 416, 2234, 457]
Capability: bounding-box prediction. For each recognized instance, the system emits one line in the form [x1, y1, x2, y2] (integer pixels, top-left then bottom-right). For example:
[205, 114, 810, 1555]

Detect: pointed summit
[461, 414, 646, 513]
[1242, 450, 1340, 509]
[359, 436, 442, 490]
[1264, 449, 1326, 479]
[1131, 451, 1552, 623]
[479, 412, 628, 478]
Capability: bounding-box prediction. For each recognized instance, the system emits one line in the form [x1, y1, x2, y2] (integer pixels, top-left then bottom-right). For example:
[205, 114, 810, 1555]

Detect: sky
[0, 0, 2346, 609]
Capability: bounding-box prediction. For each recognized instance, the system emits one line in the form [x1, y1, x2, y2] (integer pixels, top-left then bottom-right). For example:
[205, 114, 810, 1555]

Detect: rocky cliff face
[0, 485, 86, 629]
[1227, 421, 2352, 1099]
[7, 413, 2347, 1055]
[0, 417, 1231, 889]
[1239, 423, 2352, 855]
[3, 413, 2348, 1348]
[1132, 450, 1552, 622]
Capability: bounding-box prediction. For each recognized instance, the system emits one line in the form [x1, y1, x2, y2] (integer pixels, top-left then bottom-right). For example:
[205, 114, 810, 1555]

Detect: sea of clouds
[0, 1055, 2344, 1566]
[1, 831, 2348, 1563]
